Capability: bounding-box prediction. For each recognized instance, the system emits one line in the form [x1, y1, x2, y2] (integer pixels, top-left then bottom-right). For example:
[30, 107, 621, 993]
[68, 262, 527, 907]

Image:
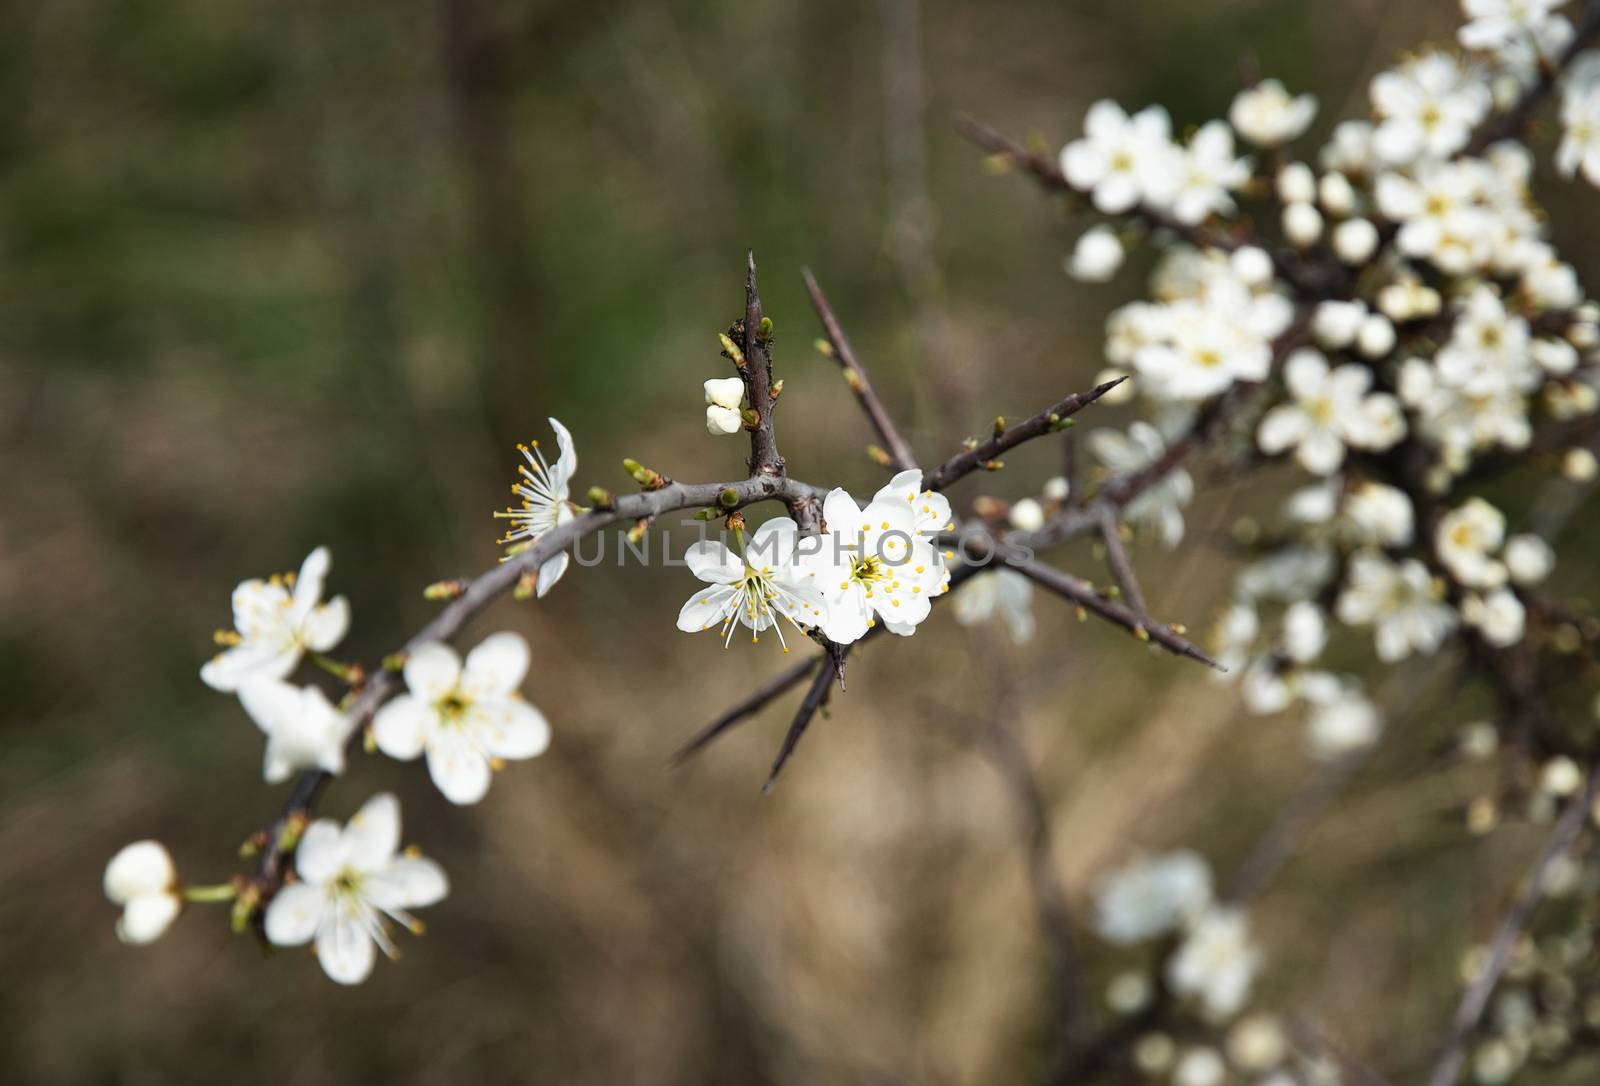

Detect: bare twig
[741, 250, 786, 479]
[764, 661, 837, 789]
[802, 267, 919, 472]
[922, 377, 1127, 492]
[669, 654, 822, 766]
[1096, 508, 1147, 618]
[1000, 551, 1221, 669]
[1422, 768, 1600, 1086]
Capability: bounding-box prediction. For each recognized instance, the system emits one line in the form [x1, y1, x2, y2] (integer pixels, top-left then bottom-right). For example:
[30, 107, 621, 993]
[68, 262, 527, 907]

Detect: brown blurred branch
[1422, 768, 1600, 1086]
[803, 266, 919, 472]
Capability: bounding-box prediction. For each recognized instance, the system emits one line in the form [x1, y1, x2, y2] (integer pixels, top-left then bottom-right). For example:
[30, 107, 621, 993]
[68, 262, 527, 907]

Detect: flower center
[332, 868, 365, 900]
[435, 691, 471, 723]
[850, 553, 889, 585]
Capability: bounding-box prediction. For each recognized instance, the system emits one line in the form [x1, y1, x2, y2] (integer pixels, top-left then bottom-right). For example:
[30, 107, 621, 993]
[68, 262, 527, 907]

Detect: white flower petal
[472, 697, 551, 760]
[426, 732, 493, 805]
[535, 551, 569, 598]
[345, 792, 401, 872]
[293, 819, 348, 885]
[263, 882, 325, 947]
[366, 857, 449, 911]
[677, 584, 738, 632]
[684, 540, 742, 584]
[315, 910, 377, 985]
[372, 694, 430, 761]
[291, 547, 332, 622]
[199, 642, 298, 693]
[547, 417, 577, 494]
[301, 597, 350, 652]
[403, 641, 462, 701]
[461, 632, 531, 698]
[104, 841, 175, 903]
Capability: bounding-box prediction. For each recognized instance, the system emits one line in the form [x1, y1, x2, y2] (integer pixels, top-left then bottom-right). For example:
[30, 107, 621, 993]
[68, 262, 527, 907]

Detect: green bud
[694, 508, 720, 521]
[814, 337, 836, 359]
[770, 379, 784, 399]
[1049, 415, 1077, 433]
[718, 487, 740, 509]
[718, 332, 746, 367]
[586, 486, 615, 509]
[993, 416, 1007, 437]
[757, 316, 773, 340]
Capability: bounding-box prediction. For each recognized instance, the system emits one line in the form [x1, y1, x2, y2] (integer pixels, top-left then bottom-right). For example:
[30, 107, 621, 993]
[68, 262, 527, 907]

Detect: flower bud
[1067, 225, 1124, 282]
[1229, 246, 1274, 287]
[705, 404, 743, 435]
[1009, 498, 1045, 532]
[716, 332, 746, 367]
[1333, 218, 1378, 265]
[1356, 313, 1396, 358]
[1283, 201, 1323, 248]
[1318, 170, 1357, 217]
[704, 377, 745, 410]
[1277, 162, 1315, 204]
[104, 841, 181, 946]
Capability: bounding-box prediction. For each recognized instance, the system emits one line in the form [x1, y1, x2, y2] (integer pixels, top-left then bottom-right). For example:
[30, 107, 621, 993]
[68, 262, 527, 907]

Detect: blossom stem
[182, 883, 239, 904]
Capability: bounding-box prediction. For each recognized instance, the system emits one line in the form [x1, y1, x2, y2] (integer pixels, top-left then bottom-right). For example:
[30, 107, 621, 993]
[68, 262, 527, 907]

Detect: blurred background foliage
[5, 0, 1600, 1082]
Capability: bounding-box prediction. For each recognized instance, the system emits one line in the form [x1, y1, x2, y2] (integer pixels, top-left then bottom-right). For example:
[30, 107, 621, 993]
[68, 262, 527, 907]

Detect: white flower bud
[1312, 300, 1366, 348]
[1333, 218, 1379, 265]
[1318, 171, 1357, 217]
[1563, 448, 1598, 481]
[1105, 971, 1153, 1014]
[1504, 534, 1554, 585]
[1230, 245, 1275, 287]
[1067, 225, 1124, 282]
[1356, 313, 1397, 358]
[1541, 756, 1583, 798]
[703, 377, 745, 411]
[1173, 1046, 1226, 1086]
[1132, 1033, 1177, 1074]
[705, 404, 743, 436]
[1227, 1014, 1288, 1072]
[1042, 476, 1071, 502]
[1569, 321, 1600, 350]
[1459, 721, 1498, 760]
[104, 840, 181, 946]
[1283, 201, 1323, 247]
[1009, 497, 1045, 532]
[104, 841, 176, 904]
[1277, 162, 1316, 204]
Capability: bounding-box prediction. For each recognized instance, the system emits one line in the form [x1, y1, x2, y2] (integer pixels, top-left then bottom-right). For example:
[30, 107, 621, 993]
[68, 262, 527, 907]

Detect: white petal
[535, 551, 569, 598]
[547, 416, 578, 493]
[684, 540, 742, 584]
[403, 641, 462, 701]
[293, 819, 348, 885]
[301, 597, 350, 652]
[461, 631, 531, 698]
[315, 910, 377, 985]
[117, 893, 181, 945]
[263, 882, 325, 947]
[199, 642, 298, 693]
[677, 584, 737, 632]
[426, 732, 493, 805]
[104, 841, 175, 904]
[747, 517, 800, 567]
[291, 547, 331, 622]
[472, 697, 552, 760]
[1256, 407, 1308, 454]
[345, 792, 401, 872]
[821, 488, 863, 539]
[231, 579, 292, 640]
[236, 677, 302, 737]
[372, 694, 430, 761]
[366, 857, 449, 911]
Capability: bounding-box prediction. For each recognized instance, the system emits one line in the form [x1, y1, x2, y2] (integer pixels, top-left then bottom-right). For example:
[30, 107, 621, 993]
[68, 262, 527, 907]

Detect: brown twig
[802, 266, 919, 472]
[764, 661, 837, 789]
[1095, 508, 1147, 618]
[669, 654, 823, 766]
[740, 250, 786, 479]
[922, 377, 1128, 492]
[1422, 768, 1600, 1086]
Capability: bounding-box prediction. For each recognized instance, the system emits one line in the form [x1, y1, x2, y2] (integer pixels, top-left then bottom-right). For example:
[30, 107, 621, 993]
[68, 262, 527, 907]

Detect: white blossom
[200, 546, 350, 692]
[263, 793, 447, 985]
[1087, 422, 1194, 546]
[1256, 349, 1404, 474]
[1345, 480, 1416, 547]
[808, 471, 952, 643]
[1560, 80, 1600, 186]
[1171, 121, 1252, 225]
[1504, 533, 1555, 584]
[1460, 0, 1569, 55]
[1009, 497, 1045, 532]
[952, 569, 1035, 645]
[1333, 218, 1380, 264]
[1173, 1047, 1227, 1086]
[676, 516, 829, 648]
[1167, 907, 1261, 1020]
[1061, 100, 1181, 213]
[104, 841, 181, 945]
[1337, 550, 1457, 662]
[238, 678, 355, 783]
[1283, 201, 1324, 247]
[1437, 497, 1509, 587]
[1230, 79, 1318, 146]
[1462, 587, 1527, 646]
[1301, 673, 1384, 759]
[1370, 52, 1491, 164]
[1069, 225, 1125, 282]
[1095, 850, 1214, 944]
[494, 417, 579, 597]
[373, 633, 551, 805]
